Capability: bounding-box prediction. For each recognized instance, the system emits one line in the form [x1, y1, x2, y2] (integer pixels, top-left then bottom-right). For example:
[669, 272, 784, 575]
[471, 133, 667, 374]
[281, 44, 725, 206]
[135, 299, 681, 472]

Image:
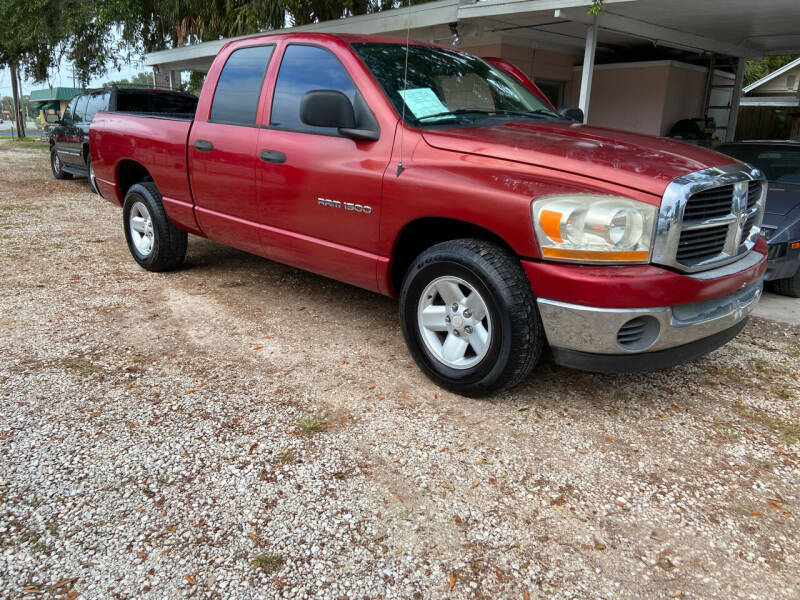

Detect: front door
[255, 43, 391, 290]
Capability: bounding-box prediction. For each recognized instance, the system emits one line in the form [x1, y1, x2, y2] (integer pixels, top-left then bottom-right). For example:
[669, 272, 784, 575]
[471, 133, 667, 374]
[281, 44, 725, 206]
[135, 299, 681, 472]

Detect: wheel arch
[389, 217, 519, 296]
[116, 159, 155, 200]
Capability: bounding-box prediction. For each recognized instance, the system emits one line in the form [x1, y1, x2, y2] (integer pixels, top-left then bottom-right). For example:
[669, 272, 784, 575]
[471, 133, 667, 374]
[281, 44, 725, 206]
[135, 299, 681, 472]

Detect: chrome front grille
[682, 184, 735, 220]
[652, 164, 766, 273]
[676, 224, 728, 261]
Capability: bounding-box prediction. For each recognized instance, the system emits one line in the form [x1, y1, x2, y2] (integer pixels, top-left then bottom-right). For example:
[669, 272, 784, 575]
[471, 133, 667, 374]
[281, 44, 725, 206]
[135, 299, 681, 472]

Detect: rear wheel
[123, 182, 187, 272]
[87, 156, 98, 194]
[50, 149, 72, 180]
[400, 239, 544, 397]
[770, 268, 800, 298]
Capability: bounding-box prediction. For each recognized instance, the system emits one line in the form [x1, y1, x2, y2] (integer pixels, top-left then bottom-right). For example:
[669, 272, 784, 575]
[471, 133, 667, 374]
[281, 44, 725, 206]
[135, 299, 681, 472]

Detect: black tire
[122, 182, 187, 272]
[769, 268, 800, 298]
[50, 149, 72, 180]
[400, 239, 544, 397]
[87, 155, 98, 194]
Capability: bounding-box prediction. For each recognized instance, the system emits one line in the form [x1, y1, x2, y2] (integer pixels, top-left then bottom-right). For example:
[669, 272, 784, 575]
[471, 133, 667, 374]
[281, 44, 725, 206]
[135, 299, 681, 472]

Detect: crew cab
[90, 33, 767, 396]
[49, 87, 197, 192]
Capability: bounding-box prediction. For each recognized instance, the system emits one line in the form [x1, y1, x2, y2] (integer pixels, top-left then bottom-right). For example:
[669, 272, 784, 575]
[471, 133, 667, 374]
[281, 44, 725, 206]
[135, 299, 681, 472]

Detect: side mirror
[558, 106, 584, 123]
[45, 113, 60, 124]
[301, 90, 356, 129]
[300, 90, 379, 142]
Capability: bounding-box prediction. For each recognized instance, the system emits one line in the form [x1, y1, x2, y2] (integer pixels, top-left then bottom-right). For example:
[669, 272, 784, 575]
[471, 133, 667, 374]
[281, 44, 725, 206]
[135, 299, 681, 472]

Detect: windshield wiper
[417, 108, 556, 122]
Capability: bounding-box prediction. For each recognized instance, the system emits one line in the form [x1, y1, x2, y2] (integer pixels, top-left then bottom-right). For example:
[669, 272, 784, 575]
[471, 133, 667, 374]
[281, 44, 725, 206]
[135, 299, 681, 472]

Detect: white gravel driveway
[1, 144, 799, 599]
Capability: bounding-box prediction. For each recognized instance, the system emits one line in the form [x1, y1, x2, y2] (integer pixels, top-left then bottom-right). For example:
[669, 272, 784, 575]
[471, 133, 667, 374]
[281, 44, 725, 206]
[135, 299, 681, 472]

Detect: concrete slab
[752, 290, 800, 325]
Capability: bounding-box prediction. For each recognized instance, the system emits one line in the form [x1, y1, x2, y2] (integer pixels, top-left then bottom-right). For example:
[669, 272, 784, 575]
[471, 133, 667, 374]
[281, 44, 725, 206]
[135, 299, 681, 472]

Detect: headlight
[531, 194, 657, 263]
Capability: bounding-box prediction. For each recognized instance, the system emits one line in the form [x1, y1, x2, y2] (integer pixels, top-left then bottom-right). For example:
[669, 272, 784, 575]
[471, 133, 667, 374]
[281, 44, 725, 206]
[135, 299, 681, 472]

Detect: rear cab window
[115, 90, 198, 115]
[209, 45, 275, 125]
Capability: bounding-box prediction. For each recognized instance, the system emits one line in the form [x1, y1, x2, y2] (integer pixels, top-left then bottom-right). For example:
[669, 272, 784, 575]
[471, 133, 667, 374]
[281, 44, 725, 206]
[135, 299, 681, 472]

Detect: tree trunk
[10, 62, 25, 139]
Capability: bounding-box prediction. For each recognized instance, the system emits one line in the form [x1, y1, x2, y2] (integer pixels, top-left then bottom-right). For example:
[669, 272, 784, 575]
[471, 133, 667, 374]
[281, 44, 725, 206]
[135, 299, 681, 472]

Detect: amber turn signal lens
[541, 248, 650, 261]
[540, 209, 564, 243]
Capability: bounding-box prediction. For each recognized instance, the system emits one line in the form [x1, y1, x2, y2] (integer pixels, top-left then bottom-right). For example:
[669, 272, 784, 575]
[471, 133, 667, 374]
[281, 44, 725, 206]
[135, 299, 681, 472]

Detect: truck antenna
[397, 0, 412, 177]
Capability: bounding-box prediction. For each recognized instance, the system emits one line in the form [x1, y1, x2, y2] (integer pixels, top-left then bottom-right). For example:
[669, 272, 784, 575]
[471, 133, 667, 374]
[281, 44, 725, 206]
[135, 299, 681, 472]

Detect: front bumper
[529, 251, 764, 373]
[538, 280, 761, 356]
[765, 240, 800, 281]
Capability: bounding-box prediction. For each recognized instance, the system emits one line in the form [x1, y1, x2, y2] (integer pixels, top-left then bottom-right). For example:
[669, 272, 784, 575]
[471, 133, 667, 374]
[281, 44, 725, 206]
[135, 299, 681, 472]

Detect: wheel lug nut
[451, 303, 459, 312]
[464, 325, 473, 334]
[445, 315, 451, 323]
[463, 309, 472, 319]
[453, 329, 460, 337]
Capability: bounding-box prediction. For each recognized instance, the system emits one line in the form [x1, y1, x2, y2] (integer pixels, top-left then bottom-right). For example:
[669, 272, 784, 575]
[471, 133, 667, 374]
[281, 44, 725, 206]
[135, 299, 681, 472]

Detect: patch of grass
[60, 356, 101, 376]
[252, 553, 283, 573]
[277, 450, 295, 463]
[709, 422, 739, 442]
[2, 202, 36, 212]
[737, 403, 800, 445]
[704, 364, 748, 387]
[297, 417, 324, 433]
[772, 382, 795, 400]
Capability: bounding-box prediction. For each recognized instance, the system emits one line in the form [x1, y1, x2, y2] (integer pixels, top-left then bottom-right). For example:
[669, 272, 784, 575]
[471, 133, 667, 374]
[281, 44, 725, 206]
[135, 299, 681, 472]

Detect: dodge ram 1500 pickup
[90, 33, 767, 396]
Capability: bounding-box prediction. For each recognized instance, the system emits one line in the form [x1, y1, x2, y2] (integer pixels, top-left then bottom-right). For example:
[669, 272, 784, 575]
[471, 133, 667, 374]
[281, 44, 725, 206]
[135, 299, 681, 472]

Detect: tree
[744, 55, 799, 87]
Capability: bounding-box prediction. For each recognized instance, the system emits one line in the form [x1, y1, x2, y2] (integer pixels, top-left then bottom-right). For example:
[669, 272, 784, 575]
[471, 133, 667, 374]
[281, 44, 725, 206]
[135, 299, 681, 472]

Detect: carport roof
[144, 0, 800, 72]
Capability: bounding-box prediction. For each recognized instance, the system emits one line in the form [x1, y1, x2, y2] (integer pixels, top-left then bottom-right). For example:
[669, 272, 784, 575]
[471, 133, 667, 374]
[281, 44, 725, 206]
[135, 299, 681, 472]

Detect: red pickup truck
[91, 33, 767, 396]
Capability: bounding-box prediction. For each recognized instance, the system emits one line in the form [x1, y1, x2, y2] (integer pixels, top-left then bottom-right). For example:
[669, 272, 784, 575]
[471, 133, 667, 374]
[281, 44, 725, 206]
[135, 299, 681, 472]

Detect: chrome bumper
[537, 281, 762, 355]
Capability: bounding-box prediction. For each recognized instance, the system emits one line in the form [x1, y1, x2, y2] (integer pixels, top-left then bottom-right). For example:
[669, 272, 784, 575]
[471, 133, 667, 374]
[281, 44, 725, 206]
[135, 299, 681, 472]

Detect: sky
[0, 54, 145, 99]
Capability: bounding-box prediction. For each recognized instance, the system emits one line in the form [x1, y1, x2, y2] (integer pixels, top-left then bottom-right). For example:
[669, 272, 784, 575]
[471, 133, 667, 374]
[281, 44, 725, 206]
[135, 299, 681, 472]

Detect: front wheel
[770, 268, 800, 298]
[400, 239, 544, 397]
[123, 182, 187, 272]
[50, 149, 72, 180]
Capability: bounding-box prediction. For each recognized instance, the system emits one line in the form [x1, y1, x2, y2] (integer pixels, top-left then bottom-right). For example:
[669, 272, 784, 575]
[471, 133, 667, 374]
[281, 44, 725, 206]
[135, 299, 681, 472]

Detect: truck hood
[763, 183, 800, 217]
[421, 121, 735, 198]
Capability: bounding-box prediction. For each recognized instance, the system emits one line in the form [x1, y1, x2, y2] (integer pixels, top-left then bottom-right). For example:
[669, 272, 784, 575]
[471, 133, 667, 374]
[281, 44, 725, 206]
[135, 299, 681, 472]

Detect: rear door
[188, 44, 275, 254]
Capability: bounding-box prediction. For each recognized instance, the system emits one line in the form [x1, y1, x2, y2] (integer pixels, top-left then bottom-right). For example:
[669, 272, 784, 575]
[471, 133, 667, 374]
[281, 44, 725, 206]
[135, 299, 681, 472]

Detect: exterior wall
[567, 61, 734, 137]
[463, 42, 574, 84]
[755, 65, 800, 94]
[566, 64, 670, 136]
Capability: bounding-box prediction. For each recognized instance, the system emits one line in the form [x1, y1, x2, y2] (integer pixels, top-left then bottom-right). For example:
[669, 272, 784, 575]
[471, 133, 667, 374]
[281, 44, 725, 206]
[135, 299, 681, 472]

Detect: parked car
[717, 141, 800, 297]
[48, 87, 198, 193]
[90, 33, 767, 396]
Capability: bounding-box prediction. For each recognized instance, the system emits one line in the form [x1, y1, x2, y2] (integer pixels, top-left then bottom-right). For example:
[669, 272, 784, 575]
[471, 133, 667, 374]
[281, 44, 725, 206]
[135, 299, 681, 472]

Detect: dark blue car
[717, 141, 800, 297]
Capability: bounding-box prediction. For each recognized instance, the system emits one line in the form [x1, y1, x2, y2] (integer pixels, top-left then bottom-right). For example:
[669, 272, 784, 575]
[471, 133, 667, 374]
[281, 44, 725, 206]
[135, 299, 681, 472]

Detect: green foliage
[744, 55, 799, 87]
[587, 0, 604, 16]
[107, 72, 158, 87]
[0, 0, 414, 88]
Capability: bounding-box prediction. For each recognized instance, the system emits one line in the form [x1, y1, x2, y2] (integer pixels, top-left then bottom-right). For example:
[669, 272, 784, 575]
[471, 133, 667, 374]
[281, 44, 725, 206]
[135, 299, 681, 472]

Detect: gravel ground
[1, 143, 799, 600]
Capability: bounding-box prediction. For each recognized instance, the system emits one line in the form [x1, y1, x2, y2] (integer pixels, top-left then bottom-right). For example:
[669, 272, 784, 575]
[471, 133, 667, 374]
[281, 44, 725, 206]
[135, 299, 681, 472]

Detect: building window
[787, 75, 797, 90]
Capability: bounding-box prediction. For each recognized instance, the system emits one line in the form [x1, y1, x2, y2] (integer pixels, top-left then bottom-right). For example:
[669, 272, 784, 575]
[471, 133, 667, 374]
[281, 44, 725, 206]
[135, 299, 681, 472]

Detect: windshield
[718, 144, 800, 185]
[351, 42, 561, 127]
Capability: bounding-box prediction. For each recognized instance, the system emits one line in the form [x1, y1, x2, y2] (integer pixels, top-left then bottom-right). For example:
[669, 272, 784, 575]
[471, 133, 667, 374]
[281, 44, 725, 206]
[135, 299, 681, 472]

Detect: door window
[209, 45, 274, 125]
[270, 45, 357, 135]
[73, 95, 89, 124]
[85, 92, 110, 122]
[62, 97, 78, 122]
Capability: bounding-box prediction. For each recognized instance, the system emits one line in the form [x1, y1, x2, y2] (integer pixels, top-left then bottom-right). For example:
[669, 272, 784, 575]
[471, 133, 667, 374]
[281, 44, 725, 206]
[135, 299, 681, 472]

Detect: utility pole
[9, 60, 25, 139]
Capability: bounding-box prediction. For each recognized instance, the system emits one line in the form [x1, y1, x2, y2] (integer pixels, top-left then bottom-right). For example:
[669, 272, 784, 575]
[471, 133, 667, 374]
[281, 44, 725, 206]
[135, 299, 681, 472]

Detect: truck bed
[90, 112, 200, 235]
